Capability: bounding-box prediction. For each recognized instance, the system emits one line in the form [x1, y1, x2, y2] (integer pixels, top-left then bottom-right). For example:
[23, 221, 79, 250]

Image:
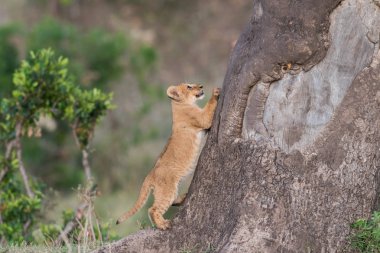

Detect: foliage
[12, 49, 73, 125]
[81, 29, 126, 88]
[0, 99, 17, 142]
[69, 88, 114, 149]
[27, 17, 126, 89]
[0, 17, 127, 189]
[0, 48, 113, 245]
[0, 15, 164, 192]
[130, 44, 164, 103]
[17, 17, 126, 189]
[0, 154, 42, 244]
[0, 24, 19, 96]
[350, 211, 380, 252]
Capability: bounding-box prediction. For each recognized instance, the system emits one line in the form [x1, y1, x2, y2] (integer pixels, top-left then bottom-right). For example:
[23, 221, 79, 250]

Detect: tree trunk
[95, 0, 380, 252]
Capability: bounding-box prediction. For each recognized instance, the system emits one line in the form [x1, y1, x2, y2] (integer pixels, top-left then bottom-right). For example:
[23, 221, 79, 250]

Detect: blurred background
[0, 0, 250, 238]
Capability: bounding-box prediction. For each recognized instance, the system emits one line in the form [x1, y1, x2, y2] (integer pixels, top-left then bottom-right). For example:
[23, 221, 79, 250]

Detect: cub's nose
[196, 91, 204, 98]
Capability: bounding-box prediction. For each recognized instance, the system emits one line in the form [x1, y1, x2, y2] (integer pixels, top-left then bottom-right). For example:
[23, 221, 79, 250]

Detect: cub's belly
[159, 130, 205, 174]
[188, 131, 205, 172]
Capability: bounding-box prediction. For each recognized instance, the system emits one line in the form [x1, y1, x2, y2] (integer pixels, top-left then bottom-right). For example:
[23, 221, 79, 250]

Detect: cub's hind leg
[149, 184, 177, 230]
[172, 193, 187, 206]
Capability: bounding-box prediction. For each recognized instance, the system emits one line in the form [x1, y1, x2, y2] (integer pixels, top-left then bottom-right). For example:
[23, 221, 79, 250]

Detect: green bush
[0, 25, 19, 97]
[27, 17, 126, 89]
[0, 154, 42, 244]
[81, 29, 126, 88]
[351, 211, 380, 252]
[7, 17, 127, 189]
[69, 88, 114, 149]
[0, 48, 113, 245]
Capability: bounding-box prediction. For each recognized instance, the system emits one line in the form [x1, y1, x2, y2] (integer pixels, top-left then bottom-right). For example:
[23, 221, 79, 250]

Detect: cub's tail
[116, 178, 152, 225]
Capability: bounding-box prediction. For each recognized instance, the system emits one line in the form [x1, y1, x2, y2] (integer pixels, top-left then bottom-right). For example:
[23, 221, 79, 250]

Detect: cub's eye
[199, 85, 203, 89]
[187, 85, 192, 90]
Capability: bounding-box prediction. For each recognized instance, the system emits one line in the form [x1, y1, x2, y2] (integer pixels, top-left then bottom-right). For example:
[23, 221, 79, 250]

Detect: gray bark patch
[243, 0, 379, 152]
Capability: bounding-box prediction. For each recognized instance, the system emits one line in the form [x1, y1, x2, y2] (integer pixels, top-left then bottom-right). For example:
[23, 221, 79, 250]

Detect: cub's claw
[213, 88, 221, 97]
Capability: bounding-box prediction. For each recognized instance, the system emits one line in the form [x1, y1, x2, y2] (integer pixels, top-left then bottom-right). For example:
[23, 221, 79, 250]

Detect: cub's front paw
[213, 88, 221, 97]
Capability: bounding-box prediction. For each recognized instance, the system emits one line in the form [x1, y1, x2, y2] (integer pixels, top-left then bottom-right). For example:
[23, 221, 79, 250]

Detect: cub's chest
[195, 131, 205, 146]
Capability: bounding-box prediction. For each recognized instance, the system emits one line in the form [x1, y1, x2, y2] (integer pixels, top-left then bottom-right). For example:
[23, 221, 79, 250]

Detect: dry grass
[0, 242, 102, 253]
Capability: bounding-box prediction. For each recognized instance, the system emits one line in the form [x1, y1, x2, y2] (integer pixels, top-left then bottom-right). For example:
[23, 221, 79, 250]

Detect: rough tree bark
[95, 0, 380, 252]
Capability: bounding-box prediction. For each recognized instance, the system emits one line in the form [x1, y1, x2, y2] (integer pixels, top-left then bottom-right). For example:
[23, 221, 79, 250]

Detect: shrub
[0, 48, 113, 244]
[350, 211, 380, 252]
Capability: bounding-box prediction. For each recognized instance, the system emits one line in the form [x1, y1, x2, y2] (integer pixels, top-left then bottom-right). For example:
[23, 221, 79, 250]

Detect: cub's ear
[167, 86, 180, 100]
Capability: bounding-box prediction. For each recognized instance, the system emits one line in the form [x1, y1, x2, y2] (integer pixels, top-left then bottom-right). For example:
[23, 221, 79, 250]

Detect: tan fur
[116, 83, 220, 230]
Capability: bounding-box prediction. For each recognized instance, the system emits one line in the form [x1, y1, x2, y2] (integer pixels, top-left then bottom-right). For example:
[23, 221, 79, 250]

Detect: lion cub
[116, 83, 220, 230]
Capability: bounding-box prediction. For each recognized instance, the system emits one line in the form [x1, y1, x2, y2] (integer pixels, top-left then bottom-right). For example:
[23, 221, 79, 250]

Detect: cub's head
[167, 83, 204, 104]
